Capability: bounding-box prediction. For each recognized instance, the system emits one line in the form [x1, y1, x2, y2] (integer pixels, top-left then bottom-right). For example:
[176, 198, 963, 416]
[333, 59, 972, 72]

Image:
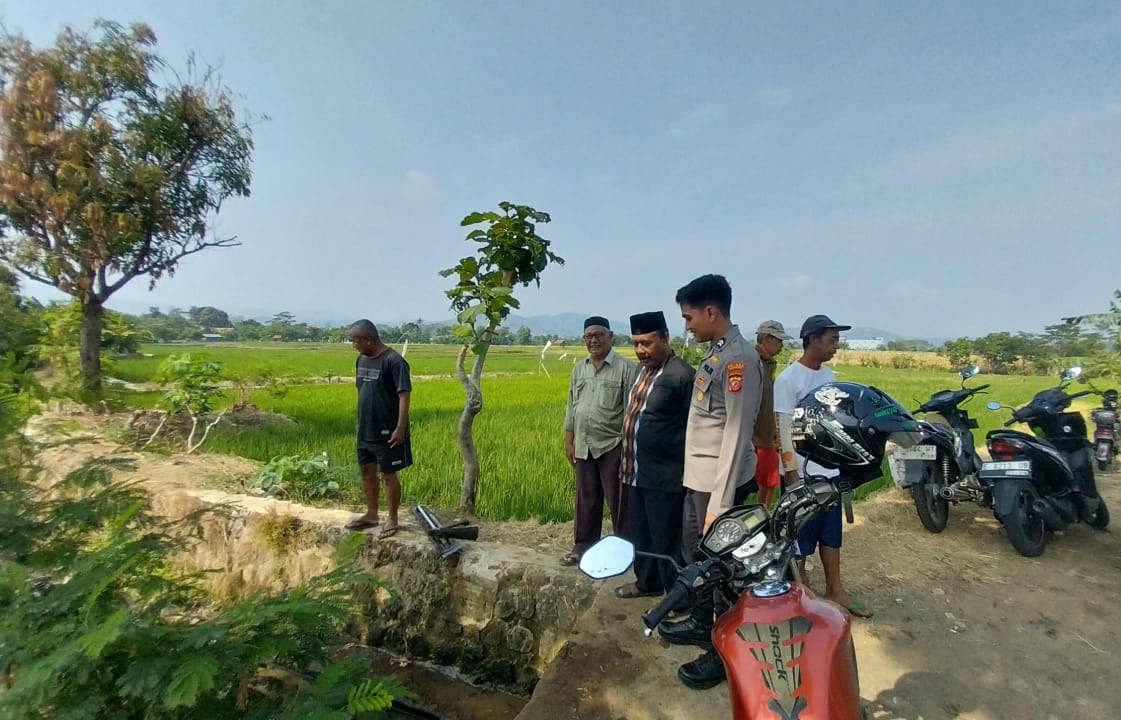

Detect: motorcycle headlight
[704, 517, 747, 554]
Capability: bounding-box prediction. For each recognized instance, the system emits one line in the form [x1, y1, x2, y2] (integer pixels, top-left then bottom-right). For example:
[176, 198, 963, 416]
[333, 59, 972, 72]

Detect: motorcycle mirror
[1060, 365, 1083, 383]
[960, 364, 981, 379]
[985, 401, 1002, 411]
[577, 535, 635, 580]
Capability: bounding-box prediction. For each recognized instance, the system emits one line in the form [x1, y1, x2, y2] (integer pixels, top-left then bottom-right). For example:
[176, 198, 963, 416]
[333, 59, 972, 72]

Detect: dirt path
[848, 474, 1121, 719]
[521, 475, 1121, 719]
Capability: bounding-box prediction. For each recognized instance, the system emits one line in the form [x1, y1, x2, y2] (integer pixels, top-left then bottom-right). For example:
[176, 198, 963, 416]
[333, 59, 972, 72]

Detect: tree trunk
[455, 274, 510, 514]
[456, 344, 484, 514]
[79, 297, 104, 393]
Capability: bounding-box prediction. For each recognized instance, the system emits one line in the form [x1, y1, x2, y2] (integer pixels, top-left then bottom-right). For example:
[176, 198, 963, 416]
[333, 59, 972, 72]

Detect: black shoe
[657, 615, 713, 648]
[678, 648, 726, 690]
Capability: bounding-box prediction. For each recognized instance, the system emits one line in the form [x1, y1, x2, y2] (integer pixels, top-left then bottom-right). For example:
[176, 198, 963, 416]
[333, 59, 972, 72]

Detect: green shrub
[251, 452, 342, 502]
[891, 353, 917, 370]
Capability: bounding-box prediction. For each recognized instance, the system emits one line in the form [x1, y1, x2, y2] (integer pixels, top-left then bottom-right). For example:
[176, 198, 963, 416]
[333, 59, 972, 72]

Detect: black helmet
[792, 382, 921, 484]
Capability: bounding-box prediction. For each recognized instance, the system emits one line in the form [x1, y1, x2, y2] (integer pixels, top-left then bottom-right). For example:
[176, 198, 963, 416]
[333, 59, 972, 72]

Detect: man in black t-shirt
[346, 319, 412, 538]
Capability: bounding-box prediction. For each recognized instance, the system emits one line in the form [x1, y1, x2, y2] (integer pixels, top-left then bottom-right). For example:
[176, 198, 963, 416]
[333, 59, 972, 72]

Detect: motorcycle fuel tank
[712, 581, 862, 720]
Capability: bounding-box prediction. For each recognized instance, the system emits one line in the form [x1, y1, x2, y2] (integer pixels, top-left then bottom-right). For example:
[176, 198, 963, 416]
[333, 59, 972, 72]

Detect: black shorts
[357, 438, 413, 473]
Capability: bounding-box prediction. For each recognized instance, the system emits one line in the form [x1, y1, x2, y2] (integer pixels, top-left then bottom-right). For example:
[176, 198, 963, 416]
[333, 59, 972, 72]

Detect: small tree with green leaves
[1065, 290, 1121, 378]
[439, 202, 563, 513]
[938, 337, 974, 369]
[145, 353, 226, 452]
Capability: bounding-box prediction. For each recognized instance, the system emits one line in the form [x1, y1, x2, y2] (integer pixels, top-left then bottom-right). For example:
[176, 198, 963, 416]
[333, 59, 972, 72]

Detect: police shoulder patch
[727, 362, 745, 394]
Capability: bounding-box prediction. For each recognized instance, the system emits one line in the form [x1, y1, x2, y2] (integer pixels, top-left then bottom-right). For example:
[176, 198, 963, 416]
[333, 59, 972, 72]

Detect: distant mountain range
[505, 315, 929, 343]
[107, 299, 946, 345]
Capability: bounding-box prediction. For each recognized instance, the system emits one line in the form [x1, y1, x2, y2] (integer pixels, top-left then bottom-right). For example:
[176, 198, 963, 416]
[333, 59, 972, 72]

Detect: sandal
[845, 603, 874, 618]
[614, 583, 662, 599]
[377, 525, 399, 540]
[560, 553, 581, 566]
[345, 517, 379, 531]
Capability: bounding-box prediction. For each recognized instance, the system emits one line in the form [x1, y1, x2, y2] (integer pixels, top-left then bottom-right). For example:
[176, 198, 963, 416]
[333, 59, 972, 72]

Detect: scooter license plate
[980, 460, 1031, 477]
[895, 445, 937, 461]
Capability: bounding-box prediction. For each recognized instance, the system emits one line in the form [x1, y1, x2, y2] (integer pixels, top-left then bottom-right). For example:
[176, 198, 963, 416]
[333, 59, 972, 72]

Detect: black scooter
[888, 364, 989, 533]
[982, 366, 1110, 557]
[1090, 388, 1119, 471]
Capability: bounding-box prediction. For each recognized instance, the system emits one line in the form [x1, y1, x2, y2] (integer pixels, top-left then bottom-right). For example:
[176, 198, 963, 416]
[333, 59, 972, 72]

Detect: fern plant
[0, 455, 410, 719]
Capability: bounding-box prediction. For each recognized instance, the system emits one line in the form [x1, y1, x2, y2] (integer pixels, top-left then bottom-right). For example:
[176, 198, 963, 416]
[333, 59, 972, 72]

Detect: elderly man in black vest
[613, 311, 697, 599]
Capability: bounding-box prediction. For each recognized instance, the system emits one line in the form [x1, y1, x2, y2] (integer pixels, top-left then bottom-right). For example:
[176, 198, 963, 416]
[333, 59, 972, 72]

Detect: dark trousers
[573, 444, 625, 555]
[681, 478, 757, 626]
[628, 485, 686, 594]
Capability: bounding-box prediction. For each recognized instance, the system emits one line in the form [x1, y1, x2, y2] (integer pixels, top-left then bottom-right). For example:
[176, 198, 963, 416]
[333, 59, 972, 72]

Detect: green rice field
[115, 344, 1074, 522]
[111, 342, 590, 383]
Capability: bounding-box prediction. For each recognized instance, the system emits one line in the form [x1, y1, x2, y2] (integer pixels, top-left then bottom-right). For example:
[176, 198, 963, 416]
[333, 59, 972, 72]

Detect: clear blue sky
[6, 1, 1121, 337]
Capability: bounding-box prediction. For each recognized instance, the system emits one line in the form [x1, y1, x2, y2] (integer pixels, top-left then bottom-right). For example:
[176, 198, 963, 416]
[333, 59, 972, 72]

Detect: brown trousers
[572, 443, 627, 555]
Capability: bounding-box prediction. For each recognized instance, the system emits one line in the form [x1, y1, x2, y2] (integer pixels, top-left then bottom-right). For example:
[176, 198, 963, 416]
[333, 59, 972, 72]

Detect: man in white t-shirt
[773, 314, 873, 618]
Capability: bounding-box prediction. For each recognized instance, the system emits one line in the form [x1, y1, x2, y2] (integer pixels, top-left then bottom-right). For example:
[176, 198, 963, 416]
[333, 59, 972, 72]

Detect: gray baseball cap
[756, 320, 792, 341]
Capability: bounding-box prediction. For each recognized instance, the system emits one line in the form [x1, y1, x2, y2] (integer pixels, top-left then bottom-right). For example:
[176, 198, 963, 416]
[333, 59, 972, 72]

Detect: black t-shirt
[356, 349, 412, 443]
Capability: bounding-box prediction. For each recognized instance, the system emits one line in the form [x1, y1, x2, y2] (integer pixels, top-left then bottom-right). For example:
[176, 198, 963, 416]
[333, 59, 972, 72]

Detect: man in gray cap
[561, 316, 638, 566]
[774, 314, 872, 618]
[613, 310, 695, 600]
[753, 320, 791, 509]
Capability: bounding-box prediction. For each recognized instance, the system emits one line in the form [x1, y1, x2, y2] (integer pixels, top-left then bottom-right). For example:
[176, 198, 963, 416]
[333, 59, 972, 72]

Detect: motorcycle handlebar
[644, 561, 711, 632]
[643, 578, 692, 633]
[777, 480, 838, 540]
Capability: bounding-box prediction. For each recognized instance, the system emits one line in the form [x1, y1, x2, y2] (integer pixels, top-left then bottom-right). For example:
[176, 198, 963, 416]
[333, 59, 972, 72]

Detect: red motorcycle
[580, 381, 920, 719]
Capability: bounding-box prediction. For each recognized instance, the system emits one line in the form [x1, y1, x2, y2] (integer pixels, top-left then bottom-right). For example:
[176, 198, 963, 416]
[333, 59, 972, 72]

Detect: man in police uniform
[658, 273, 764, 690]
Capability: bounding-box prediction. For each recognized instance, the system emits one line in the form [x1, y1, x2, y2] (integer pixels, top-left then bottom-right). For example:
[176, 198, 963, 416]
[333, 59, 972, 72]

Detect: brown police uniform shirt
[683, 325, 765, 517]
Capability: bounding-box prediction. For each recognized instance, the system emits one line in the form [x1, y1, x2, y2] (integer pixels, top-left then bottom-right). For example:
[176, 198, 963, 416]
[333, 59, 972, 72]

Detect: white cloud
[778, 273, 812, 288]
[667, 102, 726, 139]
[873, 98, 1121, 180]
[404, 169, 432, 186]
[752, 86, 796, 112]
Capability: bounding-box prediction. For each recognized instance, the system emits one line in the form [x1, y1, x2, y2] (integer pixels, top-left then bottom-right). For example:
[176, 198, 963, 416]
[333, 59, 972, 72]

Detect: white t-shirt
[773, 361, 838, 479]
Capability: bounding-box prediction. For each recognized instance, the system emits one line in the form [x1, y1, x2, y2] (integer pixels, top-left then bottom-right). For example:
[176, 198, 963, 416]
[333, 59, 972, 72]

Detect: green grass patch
[205, 374, 575, 521]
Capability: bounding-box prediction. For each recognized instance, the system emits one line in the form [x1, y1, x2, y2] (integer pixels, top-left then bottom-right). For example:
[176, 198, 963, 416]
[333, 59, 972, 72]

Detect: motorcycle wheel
[1098, 458, 1109, 472]
[1090, 498, 1110, 529]
[912, 462, 949, 533]
[1004, 484, 1046, 558]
